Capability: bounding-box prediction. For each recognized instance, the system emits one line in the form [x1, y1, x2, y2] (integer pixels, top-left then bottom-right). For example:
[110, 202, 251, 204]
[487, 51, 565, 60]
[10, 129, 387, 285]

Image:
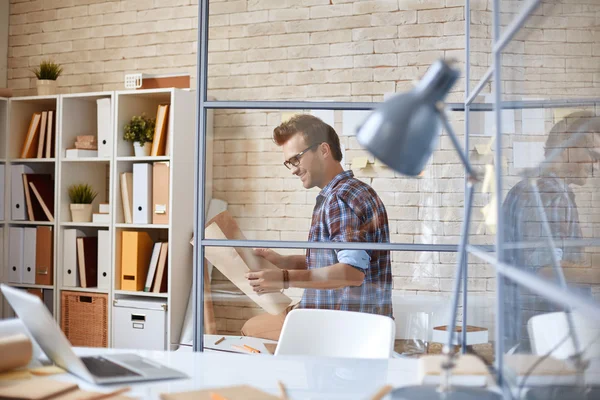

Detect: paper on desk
[0, 378, 78, 399]
[204, 211, 292, 315]
[160, 385, 281, 400]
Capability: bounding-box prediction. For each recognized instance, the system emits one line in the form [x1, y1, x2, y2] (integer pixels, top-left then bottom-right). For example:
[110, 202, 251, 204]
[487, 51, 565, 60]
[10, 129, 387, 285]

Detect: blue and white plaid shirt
[299, 170, 393, 317]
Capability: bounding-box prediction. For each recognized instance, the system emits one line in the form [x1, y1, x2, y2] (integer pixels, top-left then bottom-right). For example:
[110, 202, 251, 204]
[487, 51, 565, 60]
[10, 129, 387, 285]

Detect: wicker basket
[61, 291, 108, 348]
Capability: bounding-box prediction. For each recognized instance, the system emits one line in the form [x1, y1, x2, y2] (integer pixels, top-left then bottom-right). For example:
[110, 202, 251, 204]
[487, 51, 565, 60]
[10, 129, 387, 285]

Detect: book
[29, 180, 55, 222]
[152, 242, 169, 293]
[36, 111, 48, 158]
[151, 104, 170, 156]
[77, 236, 98, 288]
[45, 110, 53, 158]
[65, 148, 98, 158]
[23, 174, 53, 221]
[144, 242, 162, 292]
[92, 213, 110, 223]
[20, 113, 42, 158]
[120, 172, 133, 224]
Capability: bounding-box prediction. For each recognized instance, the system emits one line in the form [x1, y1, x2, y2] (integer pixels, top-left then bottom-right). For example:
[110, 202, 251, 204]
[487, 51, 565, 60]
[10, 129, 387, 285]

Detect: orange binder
[120, 231, 154, 291]
[152, 162, 170, 224]
[150, 104, 170, 156]
[35, 226, 53, 285]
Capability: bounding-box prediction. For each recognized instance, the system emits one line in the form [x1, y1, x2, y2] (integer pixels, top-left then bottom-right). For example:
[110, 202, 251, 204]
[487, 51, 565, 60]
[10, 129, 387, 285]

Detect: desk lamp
[357, 59, 502, 400]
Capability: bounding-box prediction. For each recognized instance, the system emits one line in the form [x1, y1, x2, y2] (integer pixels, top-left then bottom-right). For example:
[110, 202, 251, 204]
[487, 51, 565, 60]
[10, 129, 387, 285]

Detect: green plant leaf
[68, 183, 98, 204]
[123, 113, 156, 145]
[31, 59, 63, 80]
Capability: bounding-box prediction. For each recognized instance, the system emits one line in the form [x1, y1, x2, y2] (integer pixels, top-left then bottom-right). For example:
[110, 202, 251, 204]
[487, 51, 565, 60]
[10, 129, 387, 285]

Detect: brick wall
[7, 0, 600, 339]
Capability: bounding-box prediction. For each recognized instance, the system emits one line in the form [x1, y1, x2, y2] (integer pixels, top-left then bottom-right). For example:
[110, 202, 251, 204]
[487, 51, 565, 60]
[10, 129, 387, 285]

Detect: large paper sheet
[204, 211, 292, 315]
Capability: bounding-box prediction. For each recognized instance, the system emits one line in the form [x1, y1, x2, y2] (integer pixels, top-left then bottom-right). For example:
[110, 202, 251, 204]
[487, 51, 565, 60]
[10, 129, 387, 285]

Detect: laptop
[1, 284, 188, 384]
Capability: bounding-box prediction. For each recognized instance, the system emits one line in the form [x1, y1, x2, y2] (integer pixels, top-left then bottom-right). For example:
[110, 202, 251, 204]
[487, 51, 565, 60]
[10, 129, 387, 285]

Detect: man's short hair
[273, 114, 343, 162]
[545, 111, 600, 156]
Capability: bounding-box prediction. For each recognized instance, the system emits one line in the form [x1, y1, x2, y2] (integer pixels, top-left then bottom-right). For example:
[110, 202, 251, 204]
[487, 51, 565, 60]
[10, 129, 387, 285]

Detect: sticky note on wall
[352, 157, 369, 170]
[513, 141, 545, 169]
[310, 109, 335, 127]
[281, 112, 299, 123]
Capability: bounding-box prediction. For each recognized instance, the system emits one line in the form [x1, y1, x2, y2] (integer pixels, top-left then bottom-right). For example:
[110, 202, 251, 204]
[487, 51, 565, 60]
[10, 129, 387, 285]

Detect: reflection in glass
[502, 112, 600, 352]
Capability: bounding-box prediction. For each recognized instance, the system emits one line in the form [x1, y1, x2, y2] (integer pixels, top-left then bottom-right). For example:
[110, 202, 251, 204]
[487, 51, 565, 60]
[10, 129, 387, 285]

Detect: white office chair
[528, 311, 600, 361]
[274, 309, 396, 358]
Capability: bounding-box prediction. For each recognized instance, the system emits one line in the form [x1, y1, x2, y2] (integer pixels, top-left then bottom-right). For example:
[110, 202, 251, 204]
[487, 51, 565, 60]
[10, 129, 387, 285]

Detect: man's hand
[245, 269, 284, 293]
[254, 248, 284, 266]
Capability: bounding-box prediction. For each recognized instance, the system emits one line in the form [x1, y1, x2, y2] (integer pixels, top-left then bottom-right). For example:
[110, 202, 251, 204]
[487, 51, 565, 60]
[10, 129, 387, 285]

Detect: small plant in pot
[68, 184, 98, 223]
[124, 113, 155, 157]
[31, 59, 63, 96]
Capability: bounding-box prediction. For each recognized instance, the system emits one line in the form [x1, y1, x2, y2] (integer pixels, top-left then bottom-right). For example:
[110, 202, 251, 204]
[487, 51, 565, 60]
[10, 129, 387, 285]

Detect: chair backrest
[528, 311, 600, 360]
[274, 309, 395, 358]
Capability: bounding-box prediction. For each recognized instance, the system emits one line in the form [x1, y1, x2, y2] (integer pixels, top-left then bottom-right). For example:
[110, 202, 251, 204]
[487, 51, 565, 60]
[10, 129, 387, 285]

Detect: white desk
[49, 347, 420, 399]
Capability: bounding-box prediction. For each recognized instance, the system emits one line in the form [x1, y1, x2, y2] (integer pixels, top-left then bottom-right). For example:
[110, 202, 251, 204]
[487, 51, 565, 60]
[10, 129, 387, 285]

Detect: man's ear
[320, 142, 332, 159]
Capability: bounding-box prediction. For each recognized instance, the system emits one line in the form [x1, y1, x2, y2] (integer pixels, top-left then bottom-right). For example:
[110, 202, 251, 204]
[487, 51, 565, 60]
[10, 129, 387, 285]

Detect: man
[502, 111, 600, 352]
[241, 114, 393, 340]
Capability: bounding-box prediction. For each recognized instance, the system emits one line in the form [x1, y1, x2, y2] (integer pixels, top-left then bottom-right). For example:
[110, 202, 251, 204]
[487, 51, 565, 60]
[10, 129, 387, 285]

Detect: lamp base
[390, 385, 503, 400]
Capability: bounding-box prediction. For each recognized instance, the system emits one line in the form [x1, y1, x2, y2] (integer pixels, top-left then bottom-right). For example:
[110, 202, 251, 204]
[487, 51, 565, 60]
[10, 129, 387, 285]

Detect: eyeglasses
[283, 143, 321, 169]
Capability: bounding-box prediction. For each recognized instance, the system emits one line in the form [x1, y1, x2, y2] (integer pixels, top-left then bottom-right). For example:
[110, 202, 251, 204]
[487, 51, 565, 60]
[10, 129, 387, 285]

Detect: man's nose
[291, 165, 301, 175]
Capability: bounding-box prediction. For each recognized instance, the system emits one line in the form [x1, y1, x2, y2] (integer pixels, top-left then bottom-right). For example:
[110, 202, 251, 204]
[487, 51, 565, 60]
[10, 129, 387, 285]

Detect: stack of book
[92, 203, 110, 223]
[65, 135, 98, 158]
[20, 111, 55, 159]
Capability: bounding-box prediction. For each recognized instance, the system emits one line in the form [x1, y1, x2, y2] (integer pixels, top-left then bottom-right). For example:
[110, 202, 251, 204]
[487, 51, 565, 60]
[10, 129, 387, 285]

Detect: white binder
[11, 165, 34, 220]
[132, 163, 153, 224]
[22, 227, 37, 284]
[0, 164, 5, 221]
[97, 230, 110, 289]
[63, 229, 85, 287]
[8, 227, 24, 283]
[97, 98, 112, 158]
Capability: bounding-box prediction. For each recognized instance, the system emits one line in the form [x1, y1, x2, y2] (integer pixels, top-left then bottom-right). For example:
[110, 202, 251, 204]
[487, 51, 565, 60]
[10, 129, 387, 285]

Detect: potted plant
[68, 183, 98, 222]
[31, 59, 63, 96]
[124, 113, 155, 156]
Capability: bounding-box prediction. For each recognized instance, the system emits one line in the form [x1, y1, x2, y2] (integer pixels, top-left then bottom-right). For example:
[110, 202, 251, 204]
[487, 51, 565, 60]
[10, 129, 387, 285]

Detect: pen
[214, 336, 225, 345]
[370, 384, 393, 400]
[243, 344, 260, 353]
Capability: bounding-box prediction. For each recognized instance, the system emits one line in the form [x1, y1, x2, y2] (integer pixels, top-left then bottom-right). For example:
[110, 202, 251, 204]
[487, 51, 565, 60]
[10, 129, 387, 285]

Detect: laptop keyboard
[81, 356, 141, 378]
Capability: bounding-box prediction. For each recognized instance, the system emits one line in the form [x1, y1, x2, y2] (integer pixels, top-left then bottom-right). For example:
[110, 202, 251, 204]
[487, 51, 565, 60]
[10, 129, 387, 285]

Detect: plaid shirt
[502, 175, 584, 350]
[299, 170, 393, 317]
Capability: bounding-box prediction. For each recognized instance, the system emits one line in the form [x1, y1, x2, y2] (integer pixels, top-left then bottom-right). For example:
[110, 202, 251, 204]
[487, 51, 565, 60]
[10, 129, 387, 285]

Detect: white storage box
[113, 298, 167, 351]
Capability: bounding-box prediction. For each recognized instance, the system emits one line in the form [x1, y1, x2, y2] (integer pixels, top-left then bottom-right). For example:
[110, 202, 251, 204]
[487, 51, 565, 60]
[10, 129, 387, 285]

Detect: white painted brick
[394, 277, 440, 291]
[270, 59, 310, 73]
[285, 19, 329, 34]
[270, 33, 309, 48]
[9, 22, 42, 35]
[155, 18, 193, 32]
[121, 0, 153, 11]
[210, 0, 246, 15]
[327, 15, 370, 30]
[288, 44, 330, 59]
[269, 8, 310, 21]
[248, 0, 288, 11]
[267, 217, 311, 231]
[543, 29, 567, 42]
[310, 4, 353, 19]
[90, 25, 123, 38]
[10, 0, 44, 15]
[266, 192, 307, 205]
[419, 36, 463, 50]
[310, 29, 352, 44]
[353, 54, 397, 68]
[397, 50, 444, 66]
[248, 73, 287, 87]
[305, 83, 351, 97]
[245, 22, 286, 37]
[353, 0, 398, 15]
[375, 38, 419, 53]
[246, 47, 286, 62]
[352, 26, 397, 41]
[230, 37, 268, 51]
[209, 14, 229, 27]
[418, 7, 463, 24]
[287, 71, 327, 86]
[371, 11, 417, 26]
[12, 44, 41, 58]
[230, 10, 269, 25]
[567, 30, 595, 43]
[72, 38, 103, 51]
[351, 81, 395, 95]
[398, 23, 443, 38]
[330, 42, 373, 57]
[56, 5, 88, 19]
[208, 39, 229, 52]
[398, 0, 445, 10]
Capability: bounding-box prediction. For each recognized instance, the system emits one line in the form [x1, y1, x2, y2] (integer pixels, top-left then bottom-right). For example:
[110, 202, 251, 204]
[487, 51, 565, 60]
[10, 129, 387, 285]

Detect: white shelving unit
[113, 88, 196, 349]
[1, 89, 199, 351]
[0, 97, 7, 318]
[2, 95, 59, 319]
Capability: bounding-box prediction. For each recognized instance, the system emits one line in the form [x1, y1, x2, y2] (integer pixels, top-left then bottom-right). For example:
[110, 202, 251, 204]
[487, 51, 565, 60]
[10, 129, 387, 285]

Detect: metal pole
[192, 0, 210, 353]
[462, 0, 472, 355]
[492, 0, 505, 386]
[445, 183, 475, 354]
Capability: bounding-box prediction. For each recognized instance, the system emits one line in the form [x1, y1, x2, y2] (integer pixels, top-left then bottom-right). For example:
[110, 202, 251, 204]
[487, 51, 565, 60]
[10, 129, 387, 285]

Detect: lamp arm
[436, 105, 477, 180]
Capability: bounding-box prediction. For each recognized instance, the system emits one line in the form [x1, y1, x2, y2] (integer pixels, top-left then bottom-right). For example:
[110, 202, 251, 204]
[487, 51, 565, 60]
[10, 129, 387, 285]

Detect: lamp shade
[356, 60, 460, 176]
